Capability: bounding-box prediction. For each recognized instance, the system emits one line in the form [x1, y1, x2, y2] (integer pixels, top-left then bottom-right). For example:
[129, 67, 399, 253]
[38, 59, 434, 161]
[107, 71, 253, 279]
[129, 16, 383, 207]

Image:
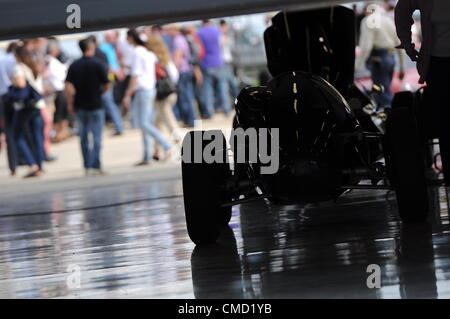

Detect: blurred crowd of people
[0, 20, 240, 178]
[0, 1, 428, 179]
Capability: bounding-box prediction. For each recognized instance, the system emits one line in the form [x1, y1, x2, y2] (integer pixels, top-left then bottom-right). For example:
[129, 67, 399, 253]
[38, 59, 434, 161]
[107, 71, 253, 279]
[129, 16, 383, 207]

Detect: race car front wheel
[181, 130, 232, 245]
[385, 93, 429, 222]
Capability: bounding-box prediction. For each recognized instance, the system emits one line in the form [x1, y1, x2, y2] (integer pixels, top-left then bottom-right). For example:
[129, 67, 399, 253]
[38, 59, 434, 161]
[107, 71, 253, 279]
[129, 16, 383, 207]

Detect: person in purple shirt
[197, 20, 232, 117]
[166, 24, 196, 127]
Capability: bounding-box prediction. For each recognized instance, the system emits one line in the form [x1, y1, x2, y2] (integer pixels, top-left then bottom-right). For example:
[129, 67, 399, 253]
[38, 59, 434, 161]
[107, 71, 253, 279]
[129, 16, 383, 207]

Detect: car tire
[182, 130, 232, 245]
[385, 98, 429, 223]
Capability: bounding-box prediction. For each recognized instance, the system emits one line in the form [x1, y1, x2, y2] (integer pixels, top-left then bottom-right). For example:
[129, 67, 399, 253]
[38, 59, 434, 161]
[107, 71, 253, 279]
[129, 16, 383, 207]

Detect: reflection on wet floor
[0, 178, 450, 298]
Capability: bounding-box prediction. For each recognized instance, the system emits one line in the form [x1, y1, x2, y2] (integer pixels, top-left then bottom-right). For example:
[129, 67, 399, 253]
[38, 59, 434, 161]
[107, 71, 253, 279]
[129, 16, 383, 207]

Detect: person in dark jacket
[396, 0, 450, 184]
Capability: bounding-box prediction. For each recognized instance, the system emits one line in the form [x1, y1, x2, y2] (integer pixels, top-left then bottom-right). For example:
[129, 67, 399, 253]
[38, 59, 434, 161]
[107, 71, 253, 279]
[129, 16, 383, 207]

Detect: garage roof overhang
[0, 0, 371, 40]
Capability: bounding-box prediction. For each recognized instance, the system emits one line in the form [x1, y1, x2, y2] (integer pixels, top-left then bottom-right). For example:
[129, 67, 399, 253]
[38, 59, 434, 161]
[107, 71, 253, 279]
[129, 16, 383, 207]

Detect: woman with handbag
[146, 34, 182, 160]
[8, 46, 46, 178]
[122, 29, 172, 166]
[396, 0, 450, 184]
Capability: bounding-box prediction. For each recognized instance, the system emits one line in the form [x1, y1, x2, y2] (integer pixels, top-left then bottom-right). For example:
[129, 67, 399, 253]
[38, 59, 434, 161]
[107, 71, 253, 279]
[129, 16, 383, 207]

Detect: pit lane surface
[0, 166, 450, 299]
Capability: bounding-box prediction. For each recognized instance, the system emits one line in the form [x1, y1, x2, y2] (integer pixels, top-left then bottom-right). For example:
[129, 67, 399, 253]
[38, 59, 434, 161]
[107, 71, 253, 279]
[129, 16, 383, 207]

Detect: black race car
[181, 6, 435, 245]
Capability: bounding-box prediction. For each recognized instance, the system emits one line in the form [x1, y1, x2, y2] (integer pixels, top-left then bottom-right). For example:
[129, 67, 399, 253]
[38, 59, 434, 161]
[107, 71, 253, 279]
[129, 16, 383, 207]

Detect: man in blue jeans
[197, 20, 232, 117]
[355, 5, 405, 110]
[99, 31, 124, 136]
[65, 38, 110, 176]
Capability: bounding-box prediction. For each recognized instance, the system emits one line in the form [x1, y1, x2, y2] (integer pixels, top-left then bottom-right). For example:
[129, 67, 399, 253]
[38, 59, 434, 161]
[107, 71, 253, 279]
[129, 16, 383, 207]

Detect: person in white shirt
[116, 32, 137, 127]
[0, 42, 18, 175]
[45, 39, 70, 142]
[123, 29, 172, 166]
[9, 46, 46, 177]
[0, 48, 16, 96]
[355, 4, 405, 109]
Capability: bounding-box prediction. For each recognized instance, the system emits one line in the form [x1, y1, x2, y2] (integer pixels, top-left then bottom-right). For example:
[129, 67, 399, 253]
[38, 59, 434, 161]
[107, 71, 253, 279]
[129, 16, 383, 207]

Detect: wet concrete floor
[0, 171, 450, 298]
